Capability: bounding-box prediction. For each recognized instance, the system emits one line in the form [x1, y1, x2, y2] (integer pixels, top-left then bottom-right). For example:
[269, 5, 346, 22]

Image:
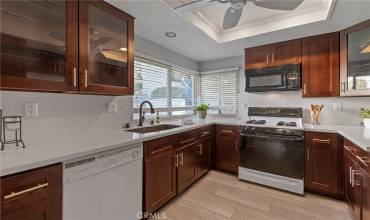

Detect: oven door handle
[240, 133, 304, 142]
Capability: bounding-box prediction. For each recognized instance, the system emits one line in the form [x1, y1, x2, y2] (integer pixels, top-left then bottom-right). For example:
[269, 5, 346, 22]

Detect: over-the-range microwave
[245, 64, 301, 93]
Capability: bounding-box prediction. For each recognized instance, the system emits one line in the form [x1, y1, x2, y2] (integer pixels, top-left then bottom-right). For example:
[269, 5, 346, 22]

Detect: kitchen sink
[125, 124, 182, 133]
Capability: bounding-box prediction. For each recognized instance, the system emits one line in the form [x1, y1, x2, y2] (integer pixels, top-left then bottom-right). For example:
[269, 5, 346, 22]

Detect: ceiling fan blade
[223, 6, 243, 29]
[253, 0, 303, 10]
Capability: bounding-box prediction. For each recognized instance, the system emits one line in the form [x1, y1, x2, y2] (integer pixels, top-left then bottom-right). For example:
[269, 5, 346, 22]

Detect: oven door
[239, 133, 304, 179]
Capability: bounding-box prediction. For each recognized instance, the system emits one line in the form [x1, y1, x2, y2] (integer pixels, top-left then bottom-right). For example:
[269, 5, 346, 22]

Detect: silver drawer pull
[4, 182, 49, 200]
[198, 144, 203, 155]
[312, 138, 331, 144]
[220, 129, 233, 134]
[180, 138, 195, 144]
[356, 155, 369, 167]
[200, 131, 210, 137]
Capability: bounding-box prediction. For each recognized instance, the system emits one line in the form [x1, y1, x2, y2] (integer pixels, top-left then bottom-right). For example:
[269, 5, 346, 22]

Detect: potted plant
[194, 104, 209, 119]
[360, 108, 370, 128]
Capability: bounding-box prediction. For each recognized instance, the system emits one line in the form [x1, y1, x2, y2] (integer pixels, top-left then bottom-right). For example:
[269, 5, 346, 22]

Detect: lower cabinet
[215, 125, 239, 174]
[304, 132, 341, 196]
[343, 138, 370, 220]
[144, 126, 213, 213]
[0, 164, 62, 220]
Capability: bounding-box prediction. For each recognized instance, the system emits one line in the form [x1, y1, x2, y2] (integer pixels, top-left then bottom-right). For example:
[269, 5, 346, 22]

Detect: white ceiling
[107, 0, 370, 62]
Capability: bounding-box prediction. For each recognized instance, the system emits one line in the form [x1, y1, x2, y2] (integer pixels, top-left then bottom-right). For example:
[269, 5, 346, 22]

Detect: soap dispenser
[155, 111, 160, 124]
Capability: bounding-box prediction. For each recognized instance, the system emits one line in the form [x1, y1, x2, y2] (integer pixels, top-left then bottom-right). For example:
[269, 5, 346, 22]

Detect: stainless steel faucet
[138, 101, 155, 126]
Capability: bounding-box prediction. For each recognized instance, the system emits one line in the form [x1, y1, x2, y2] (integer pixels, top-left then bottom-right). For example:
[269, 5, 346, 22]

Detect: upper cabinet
[340, 20, 370, 96]
[0, 0, 134, 95]
[79, 1, 134, 95]
[302, 32, 340, 97]
[245, 39, 301, 69]
[0, 1, 78, 92]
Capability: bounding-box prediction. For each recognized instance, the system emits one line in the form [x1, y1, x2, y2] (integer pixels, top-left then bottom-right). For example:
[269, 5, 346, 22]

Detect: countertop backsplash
[0, 91, 133, 142]
[239, 90, 370, 126]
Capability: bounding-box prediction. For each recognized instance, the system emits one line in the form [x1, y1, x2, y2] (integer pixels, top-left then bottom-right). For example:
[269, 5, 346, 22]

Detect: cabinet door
[0, 0, 78, 92]
[245, 46, 271, 69]
[215, 126, 239, 174]
[271, 39, 301, 65]
[340, 20, 370, 96]
[198, 137, 211, 177]
[344, 147, 353, 203]
[79, 0, 134, 95]
[302, 32, 339, 97]
[145, 150, 177, 213]
[2, 195, 61, 220]
[177, 142, 199, 193]
[361, 167, 370, 220]
[305, 132, 339, 195]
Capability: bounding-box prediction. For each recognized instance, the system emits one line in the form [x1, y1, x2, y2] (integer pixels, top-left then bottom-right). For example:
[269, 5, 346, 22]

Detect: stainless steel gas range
[238, 107, 305, 194]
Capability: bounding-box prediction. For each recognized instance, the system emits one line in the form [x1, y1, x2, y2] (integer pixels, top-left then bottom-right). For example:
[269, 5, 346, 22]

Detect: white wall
[200, 55, 370, 126]
[0, 35, 199, 141]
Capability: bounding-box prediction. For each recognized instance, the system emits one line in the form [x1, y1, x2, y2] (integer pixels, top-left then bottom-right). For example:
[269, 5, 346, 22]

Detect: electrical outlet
[107, 103, 118, 113]
[24, 102, 38, 117]
[333, 102, 343, 112]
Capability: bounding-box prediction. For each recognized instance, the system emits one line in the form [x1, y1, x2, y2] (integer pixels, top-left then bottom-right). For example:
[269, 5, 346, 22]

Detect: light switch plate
[24, 102, 39, 117]
[333, 102, 343, 112]
[107, 103, 118, 113]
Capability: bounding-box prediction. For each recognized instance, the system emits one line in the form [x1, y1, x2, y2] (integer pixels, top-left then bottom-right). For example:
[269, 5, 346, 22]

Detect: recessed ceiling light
[120, 47, 127, 52]
[165, 32, 177, 38]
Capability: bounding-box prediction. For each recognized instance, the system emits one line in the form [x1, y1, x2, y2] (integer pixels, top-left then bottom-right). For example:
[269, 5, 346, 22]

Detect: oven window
[239, 135, 304, 179]
[249, 75, 282, 87]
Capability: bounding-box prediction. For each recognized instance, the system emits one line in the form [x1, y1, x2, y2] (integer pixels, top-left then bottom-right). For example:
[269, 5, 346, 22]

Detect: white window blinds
[199, 70, 240, 114]
[134, 57, 198, 117]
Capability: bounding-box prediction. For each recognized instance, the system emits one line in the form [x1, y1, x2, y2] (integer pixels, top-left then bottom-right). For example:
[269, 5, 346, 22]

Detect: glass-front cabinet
[0, 0, 78, 92]
[0, 0, 134, 95]
[79, 1, 134, 95]
[340, 20, 370, 96]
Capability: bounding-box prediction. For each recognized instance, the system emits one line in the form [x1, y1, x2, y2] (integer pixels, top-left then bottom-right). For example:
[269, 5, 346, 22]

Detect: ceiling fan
[175, 0, 304, 29]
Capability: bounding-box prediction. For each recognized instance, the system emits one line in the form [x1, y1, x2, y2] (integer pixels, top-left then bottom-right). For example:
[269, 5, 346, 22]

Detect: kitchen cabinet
[245, 39, 301, 69]
[0, 0, 78, 92]
[343, 138, 370, 220]
[340, 20, 370, 96]
[0, 0, 134, 95]
[304, 132, 341, 196]
[215, 125, 239, 174]
[1, 164, 62, 220]
[177, 141, 200, 193]
[302, 32, 340, 97]
[79, 0, 134, 95]
[198, 136, 211, 177]
[144, 135, 178, 213]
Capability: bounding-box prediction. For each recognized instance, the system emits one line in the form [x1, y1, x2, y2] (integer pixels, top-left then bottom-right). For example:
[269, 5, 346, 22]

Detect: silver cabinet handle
[174, 154, 179, 167]
[271, 53, 274, 64]
[266, 53, 269, 64]
[180, 138, 195, 144]
[356, 155, 369, 167]
[198, 144, 203, 155]
[220, 129, 233, 134]
[306, 148, 310, 162]
[349, 166, 352, 185]
[235, 140, 238, 151]
[303, 84, 307, 95]
[4, 183, 49, 200]
[73, 67, 77, 87]
[84, 69, 88, 88]
[179, 153, 184, 166]
[352, 170, 361, 187]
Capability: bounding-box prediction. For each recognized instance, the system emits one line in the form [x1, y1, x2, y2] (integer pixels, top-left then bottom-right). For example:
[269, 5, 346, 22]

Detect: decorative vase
[364, 118, 370, 129]
[198, 110, 207, 119]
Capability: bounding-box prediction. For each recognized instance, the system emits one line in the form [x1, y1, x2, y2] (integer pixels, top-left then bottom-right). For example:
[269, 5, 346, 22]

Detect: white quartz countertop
[1, 118, 369, 177]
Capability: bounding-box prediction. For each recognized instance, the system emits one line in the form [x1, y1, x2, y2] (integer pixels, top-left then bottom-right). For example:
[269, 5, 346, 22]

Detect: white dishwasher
[63, 144, 143, 220]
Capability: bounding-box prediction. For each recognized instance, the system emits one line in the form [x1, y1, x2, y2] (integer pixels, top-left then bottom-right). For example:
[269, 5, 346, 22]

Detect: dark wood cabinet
[144, 135, 177, 213]
[302, 32, 340, 97]
[0, 0, 134, 95]
[215, 125, 239, 174]
[343, 138, 370, 220]
[304, 132, 341, 196]
[198, 137, 211, 177]
[177, 141, 200, 193]
[0, 0, 78, 92]
[0, 164, 62, 220]
[340, 20, 370, 96]
[245, 39, 301, 69]
[78, 0, 134, 95]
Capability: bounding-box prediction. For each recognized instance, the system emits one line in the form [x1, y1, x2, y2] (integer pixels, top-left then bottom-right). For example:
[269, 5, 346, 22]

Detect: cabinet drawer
[1, 163, 62, 215]
[178, 130, 197, 146]
[144, 135, 177, 159]
[216, 125, 239, 136]
[197, 126, 213, 139]
[344, 138, 370, 173]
